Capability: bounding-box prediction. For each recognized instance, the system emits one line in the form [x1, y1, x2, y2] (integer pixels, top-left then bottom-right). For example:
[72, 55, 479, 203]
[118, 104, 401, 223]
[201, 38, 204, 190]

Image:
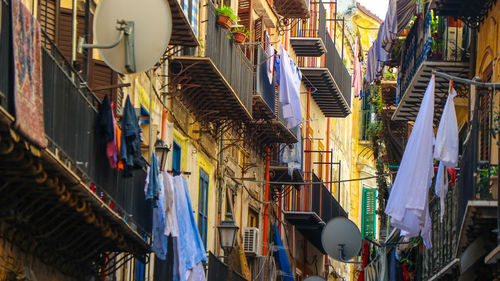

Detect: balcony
[434, 0, 496, 28]
[273, 0, 310, 19]
[167, 0, 199, 46]
[269, 130, 304, 188]
[300, 31, 352, 117]
[0, 3, 150, 276]
[290, 2, 327, 57]
[393, 12, 471, 122]
[207, 252, 249, 281]
[169, 1, 253, 123]
[284, 173, 347, 253]
[418, 113, 498, 280]
[248, 46, 298, 145]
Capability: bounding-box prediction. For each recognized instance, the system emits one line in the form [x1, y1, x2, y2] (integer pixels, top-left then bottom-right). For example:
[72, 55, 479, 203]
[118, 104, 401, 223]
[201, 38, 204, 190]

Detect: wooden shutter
[361, 187, 376, 239]
[38, 0, 58, 50]
[254, 17, 263, 48]
[89, 60, 118, 102]
[238, 0, 251, 31]
[58, 8, 87, 66]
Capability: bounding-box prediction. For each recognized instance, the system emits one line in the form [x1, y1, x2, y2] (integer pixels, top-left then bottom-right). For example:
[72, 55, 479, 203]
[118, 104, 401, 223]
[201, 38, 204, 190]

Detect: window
[172, 141, 181, 175]
[361, 187, 377, 239]
[198, 168, 209, 248]
[248, 208, 259, 228]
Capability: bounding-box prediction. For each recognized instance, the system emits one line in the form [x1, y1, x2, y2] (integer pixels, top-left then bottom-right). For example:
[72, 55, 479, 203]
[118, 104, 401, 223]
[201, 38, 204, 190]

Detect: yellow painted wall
[476, 2, 500, 166]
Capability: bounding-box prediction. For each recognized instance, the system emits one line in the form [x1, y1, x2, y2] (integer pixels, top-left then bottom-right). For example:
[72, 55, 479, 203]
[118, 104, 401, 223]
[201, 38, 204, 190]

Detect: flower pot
[217, 15, 232, 29]
[233, 32, 247, 43]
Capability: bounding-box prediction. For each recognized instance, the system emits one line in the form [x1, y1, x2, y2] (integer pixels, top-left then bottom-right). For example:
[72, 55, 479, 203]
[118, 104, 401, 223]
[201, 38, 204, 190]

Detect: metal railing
[397, 11, 470, 104]
[0, 1, 152, 236]
[360, 109, 372, 141]
[311, 173, 347, 222]
[324, 31, 352, 107]
[207, 252, 249, 281]
[291, 2, 326, 40]
[205, 1, 254, 116]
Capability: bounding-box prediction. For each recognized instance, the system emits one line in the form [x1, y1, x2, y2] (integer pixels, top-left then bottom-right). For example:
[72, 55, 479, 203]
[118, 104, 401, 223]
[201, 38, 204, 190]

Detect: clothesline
[232, 171, 396, 186]
[432, 70, 500, 87]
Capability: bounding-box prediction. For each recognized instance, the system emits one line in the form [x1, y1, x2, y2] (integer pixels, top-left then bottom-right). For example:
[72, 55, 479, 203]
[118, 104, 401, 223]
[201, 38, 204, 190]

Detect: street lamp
[154, 138, 170, 171]
[217, 213, 239, 256]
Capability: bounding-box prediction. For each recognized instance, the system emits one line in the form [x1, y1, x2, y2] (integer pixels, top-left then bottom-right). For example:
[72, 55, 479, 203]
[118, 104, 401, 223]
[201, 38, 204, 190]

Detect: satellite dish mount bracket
[78, 20, 136, 73]
[338, 244, 362, 264]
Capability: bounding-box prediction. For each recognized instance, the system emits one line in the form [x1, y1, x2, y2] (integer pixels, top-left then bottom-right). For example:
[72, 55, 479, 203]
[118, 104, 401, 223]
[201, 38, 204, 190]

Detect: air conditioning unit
[243, 227, 260, 255]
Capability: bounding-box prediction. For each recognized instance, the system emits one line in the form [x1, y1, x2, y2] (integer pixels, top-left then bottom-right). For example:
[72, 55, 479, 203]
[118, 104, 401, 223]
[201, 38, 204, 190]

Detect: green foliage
[230, 26, 250, 37]
[367, 120, 382, 140]
[477, 166, 498, 200]
[216, 5, 239, 21]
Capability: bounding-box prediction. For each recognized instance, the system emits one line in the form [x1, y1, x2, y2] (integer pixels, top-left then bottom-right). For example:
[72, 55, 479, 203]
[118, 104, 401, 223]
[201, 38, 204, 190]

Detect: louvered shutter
[58, 8, 87, 66]
[38, 0, 58, 50]
[361, 187, 377, 239]
[254, 17, 263, 47]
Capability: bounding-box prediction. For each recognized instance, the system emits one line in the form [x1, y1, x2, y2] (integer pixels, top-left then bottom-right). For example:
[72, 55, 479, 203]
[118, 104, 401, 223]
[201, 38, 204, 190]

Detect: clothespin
[449, 79, 453, 93]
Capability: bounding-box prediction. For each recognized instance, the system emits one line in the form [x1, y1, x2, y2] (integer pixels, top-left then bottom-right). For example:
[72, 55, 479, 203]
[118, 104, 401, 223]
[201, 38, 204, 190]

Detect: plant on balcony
[477, 166, 498, 200]
[229, 26, 250, 43]
[216, 5, 238, 29]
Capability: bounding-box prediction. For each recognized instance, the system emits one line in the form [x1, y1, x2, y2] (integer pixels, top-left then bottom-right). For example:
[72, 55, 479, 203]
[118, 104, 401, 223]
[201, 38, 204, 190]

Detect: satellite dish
[321, 217, 362, 262]
[304, 276, 326, 281]
[93, 0, 172, 73]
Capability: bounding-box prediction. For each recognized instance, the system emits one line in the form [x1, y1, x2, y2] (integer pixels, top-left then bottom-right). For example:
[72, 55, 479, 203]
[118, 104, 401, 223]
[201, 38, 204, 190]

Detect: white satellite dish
[321, 217, 362, 263]
[89, 0, 172, 74]
[304, 276, 326, 281]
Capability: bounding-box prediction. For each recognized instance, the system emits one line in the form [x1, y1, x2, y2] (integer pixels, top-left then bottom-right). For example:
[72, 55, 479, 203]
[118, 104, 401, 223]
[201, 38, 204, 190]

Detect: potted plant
[230, 26, 250, 43]
[216, 5, 238, 29]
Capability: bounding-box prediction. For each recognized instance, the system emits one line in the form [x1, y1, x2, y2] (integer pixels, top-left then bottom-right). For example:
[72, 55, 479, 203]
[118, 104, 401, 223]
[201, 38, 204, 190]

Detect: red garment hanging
[357, 240, 369, 281]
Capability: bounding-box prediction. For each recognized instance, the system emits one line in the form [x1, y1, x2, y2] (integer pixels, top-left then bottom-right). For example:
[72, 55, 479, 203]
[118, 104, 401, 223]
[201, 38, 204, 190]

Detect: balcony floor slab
[393, 61, 470, 122]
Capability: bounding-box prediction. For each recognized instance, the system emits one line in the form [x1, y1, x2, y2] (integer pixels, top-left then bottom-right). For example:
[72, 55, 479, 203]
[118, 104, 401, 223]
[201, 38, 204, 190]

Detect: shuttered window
[198, 169, 209, 248]
[361, 187, 376, 239]
[38, 0, 58, 50]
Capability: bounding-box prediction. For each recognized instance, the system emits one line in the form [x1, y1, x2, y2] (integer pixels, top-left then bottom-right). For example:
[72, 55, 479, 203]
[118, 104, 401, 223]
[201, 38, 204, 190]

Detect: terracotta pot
[233, 32, 247, 43]
[217, 15, 232, 29]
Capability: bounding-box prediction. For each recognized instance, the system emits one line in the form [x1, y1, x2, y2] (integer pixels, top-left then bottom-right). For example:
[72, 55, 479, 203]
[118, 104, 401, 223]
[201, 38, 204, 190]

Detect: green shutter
[361, 187, 377, 239]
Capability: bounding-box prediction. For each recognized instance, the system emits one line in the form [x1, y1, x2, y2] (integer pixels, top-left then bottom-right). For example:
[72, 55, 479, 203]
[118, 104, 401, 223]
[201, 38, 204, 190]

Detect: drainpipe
[306, 87, 311, 210]
[83, 0, 90, 80]
[262, 147, 270, 255]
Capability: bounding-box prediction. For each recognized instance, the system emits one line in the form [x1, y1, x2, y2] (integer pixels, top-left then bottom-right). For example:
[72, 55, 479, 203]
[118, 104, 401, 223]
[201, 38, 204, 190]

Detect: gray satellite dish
[304, 276, 326, 281]
[321, 217, 362, 263]
[80, 0, 172, 74]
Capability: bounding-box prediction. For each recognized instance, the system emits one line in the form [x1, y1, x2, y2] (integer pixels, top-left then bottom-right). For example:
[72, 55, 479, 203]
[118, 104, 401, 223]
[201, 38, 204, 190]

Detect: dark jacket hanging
[120, 96, 143, 176]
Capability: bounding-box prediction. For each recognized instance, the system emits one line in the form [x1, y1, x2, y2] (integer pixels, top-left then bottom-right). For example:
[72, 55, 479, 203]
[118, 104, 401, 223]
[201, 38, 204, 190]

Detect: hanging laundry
[120, 96, 144, 177]
[107, 102, 119, 168]
[274, 50, 281, 86]
[272, 223, 294, 281]
[357, 240, 369, 281]
[151, 166, 168, 260]
[163, 172, 179, 237]
[352, 40, 363, 99]
[385, 76, 435, 248]
[115, 123, 124, 170]
[265, 31, 275, 84]
[96, 95, 115, 144]
[281, 125, 302, 176]
[279, 46, 303, 129]
[381, 0, 397, 52]
[11, 0, 48, 148]
[146, 155, 161, 205]
[173, 175, 207, 281]
[388, 248, 403, 281]
[434, 87, 458, 221]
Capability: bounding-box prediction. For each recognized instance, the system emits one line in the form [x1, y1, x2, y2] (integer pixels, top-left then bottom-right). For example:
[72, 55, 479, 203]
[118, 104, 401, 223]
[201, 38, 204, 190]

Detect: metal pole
[341, 17, 345, 60]
[71, 0, 78, 79]
[338, 160, 341, 205]
[334, 1, 337, 46]
[330, 149, 333, 194]
[148, 70, 154, 160]
[83, 0, 90, 80]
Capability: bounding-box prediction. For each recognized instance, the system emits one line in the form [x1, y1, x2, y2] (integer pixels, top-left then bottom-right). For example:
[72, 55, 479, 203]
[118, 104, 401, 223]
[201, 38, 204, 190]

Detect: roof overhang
[272, 0, 310, 19]
[301, 67, 351, 117]
[393, 61, 470, 122]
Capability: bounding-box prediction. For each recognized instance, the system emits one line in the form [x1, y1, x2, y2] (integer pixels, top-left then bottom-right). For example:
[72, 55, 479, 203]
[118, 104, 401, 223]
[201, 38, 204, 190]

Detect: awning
[284, 211, 326, 253]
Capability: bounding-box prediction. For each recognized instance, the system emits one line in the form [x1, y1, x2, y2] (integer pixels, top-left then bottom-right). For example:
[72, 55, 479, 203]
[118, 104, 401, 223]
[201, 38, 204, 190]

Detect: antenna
[321, 217, 362, 264]
[78, 0, 172, 74]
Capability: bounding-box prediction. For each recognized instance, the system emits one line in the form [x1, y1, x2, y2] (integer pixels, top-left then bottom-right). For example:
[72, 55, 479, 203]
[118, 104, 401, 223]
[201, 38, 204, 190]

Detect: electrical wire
[232, 171, 396, 186]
